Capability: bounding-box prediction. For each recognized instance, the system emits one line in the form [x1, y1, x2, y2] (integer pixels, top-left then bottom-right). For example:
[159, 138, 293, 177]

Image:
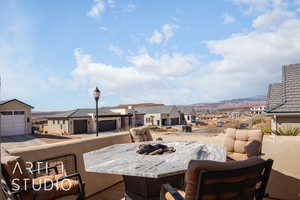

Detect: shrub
[272, 126, 300, 136]
[261, 127, 272, 134]
[252, 118, 263, 126]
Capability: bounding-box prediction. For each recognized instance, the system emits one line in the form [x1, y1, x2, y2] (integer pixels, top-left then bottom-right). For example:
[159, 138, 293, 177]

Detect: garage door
[171, 118, 180, 125]
[99, 120, 117, 132]
[1, 111, 25, 136]
[73, 120, 87, 134]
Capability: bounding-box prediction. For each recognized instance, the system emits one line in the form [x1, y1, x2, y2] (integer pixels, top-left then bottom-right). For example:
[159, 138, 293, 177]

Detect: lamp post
[93, 87, 101, 136]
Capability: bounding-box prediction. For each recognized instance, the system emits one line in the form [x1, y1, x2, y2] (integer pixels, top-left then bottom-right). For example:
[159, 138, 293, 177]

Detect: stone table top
[83, 141, 226, 178]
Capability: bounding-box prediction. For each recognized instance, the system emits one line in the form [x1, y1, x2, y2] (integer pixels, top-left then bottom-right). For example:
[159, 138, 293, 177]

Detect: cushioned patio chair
[224, 128, 264, 161]
[1, 154, 85, 200]
[161, 157, 273, 200]
[129, 126, 153, 142]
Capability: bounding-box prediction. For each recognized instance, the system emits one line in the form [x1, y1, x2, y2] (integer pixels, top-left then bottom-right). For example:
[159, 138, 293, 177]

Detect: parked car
[216, 121, 225, 127]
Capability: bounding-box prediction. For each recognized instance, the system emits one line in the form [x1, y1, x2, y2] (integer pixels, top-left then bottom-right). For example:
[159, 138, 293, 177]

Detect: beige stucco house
[0, 99, 33, 136]
[266, 64, 300, 130]
[177, 106, 197, 124]
[135, 105, 181, 126]
[32, 107, 135, 135]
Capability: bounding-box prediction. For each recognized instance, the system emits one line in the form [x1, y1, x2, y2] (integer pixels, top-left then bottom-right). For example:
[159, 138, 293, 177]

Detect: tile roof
[266, 83, 283, 110]
[177, 106, 196, 115]
[266, 64, 300, 113]
[32, 108, 122, 119]
[113, 103, 164, 109]
[135, 105, 177, 114]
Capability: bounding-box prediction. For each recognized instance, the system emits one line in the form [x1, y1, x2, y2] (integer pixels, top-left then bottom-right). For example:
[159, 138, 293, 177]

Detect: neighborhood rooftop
[0, 99, 34, 108]
[266, 64, 300, 113]
[32, 108, 123, 119]
[135, 105, 176, 114]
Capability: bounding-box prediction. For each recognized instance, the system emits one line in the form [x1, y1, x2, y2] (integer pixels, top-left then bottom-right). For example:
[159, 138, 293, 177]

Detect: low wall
[4, 132, 300, 200]
[7, 132, 132, 198]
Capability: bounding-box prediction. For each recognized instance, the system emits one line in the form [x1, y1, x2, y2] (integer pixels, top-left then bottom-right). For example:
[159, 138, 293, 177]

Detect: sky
[1, 0, 300, 111]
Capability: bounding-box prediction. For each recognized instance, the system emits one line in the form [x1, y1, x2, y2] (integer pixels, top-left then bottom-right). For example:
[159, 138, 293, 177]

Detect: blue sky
[1, 0, 300, 111]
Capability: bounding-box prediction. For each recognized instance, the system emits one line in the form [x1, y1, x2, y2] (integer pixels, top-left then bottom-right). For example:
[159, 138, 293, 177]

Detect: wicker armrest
[33, 154, 78, 173]
[160, 184, 185, 200]
[32, 164, 60, 177]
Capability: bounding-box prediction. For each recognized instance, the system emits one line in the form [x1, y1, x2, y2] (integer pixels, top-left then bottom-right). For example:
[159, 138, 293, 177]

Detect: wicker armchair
[224, 128, 264, 161]
[1, 154, 85, 200]
[161, 157, 273, 200]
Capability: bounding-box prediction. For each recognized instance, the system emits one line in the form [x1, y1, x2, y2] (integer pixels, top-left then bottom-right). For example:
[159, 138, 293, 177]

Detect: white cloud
[232, 0, 271, 14]
[108, 44, 124, 56]
[149, 24, 178, 44]
[71, 49, 199, 103]
[252, 8, 295, 30]
[99, 26, 108, 31]
[149, 31, 163, 44]
[87, 0, 105, 17]
[223, 13, 236, 24]
[195, 17, 300, 100]
[87, 0, 136, 18]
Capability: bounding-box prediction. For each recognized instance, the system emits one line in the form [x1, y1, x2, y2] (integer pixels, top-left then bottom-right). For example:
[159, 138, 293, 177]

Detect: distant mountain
[185, 96, 267, 111]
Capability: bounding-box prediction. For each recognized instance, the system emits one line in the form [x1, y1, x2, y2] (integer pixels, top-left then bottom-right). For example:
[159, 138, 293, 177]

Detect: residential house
[265, 64, 300, 130]
[250, 106, 266, 114]
[135, 105, 181, 126]
[32, 107, 135, 135]
[0, 99, 33, 136]
[177, 106, 197, 124]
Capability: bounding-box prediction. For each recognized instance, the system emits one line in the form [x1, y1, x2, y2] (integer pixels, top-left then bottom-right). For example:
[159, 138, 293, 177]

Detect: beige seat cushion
[130, 126, 153, 142]
[224, 128, 263, 161]
[185, 157, 264, 200]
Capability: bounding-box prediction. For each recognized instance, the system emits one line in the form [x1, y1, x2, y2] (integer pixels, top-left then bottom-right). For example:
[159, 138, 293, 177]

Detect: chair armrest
[32, 164, 60, 176]
[160, 184, 185, 200]
[33, 154, 78, 172]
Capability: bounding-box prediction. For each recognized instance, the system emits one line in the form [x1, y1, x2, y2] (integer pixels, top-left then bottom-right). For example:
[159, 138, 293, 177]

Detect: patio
[2, 131, 300, 200]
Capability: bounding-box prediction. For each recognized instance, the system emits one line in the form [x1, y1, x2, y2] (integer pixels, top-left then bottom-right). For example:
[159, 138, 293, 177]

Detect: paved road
[1, 135, 46, 152]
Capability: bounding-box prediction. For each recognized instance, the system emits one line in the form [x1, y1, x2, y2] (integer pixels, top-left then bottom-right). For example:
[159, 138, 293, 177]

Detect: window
[14, 111, 25, 115]
[63, 120, 65, 124]
[0, 111, 13, 115]
[53, 120, 56, 124]
[187, 116, 190, 120]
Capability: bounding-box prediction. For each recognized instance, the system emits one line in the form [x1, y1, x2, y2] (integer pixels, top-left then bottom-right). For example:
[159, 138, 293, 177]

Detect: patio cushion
[165, 189, 186, 200]
[224, 128, 263, 161]
[130, 126, 153, 142]
[227, 152, 248, 161]
[185, 157, 264, 200]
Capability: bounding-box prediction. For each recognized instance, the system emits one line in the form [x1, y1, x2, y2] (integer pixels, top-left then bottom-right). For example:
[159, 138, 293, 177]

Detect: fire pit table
[83, 141, 226, 200]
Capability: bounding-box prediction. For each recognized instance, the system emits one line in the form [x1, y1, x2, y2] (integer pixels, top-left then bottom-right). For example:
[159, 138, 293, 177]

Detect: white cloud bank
[77, 0, 300, 104]
[71, 49, 199, 103]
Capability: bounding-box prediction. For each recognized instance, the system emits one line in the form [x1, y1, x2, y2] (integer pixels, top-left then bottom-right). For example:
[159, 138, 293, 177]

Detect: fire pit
[136, 143, 176, 155]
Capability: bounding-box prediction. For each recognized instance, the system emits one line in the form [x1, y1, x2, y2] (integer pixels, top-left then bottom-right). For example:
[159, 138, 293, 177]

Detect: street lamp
[93, 87, 101, 136]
